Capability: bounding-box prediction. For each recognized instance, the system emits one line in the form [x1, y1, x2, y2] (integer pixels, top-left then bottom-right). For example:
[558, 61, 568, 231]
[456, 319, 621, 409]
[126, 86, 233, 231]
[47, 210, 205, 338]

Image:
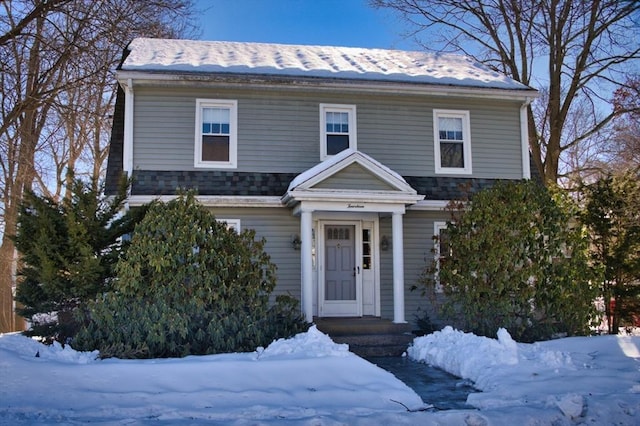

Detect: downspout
[123, 78, 134, 179]
[121, 79, 135, 213]
[520, 97, 533, 180]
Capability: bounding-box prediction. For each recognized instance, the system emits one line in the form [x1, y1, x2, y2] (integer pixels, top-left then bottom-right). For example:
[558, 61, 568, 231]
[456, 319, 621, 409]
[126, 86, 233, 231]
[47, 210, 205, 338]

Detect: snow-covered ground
[1, 325, 639, 425]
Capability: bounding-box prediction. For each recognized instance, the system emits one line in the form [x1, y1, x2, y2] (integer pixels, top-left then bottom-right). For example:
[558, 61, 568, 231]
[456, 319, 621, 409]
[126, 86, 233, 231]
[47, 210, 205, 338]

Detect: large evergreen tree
[14, 177, 141, 341]
[581, 168, 640, 332]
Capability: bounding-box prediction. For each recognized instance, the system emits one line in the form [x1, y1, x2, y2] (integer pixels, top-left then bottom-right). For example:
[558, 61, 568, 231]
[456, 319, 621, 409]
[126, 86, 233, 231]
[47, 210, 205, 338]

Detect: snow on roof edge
[121, 38, 534, 92]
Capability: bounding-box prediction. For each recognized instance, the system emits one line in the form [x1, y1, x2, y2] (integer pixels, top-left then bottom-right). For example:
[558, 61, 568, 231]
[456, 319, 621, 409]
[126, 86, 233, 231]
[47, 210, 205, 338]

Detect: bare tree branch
[0, 0, 199, 332]
[0, 0, 71, 45]
[371, 0, 640, 185]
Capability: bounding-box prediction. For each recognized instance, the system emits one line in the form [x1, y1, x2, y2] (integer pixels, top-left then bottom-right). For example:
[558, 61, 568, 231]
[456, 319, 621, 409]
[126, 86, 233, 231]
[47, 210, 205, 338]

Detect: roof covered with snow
[120, 38, 532, 91]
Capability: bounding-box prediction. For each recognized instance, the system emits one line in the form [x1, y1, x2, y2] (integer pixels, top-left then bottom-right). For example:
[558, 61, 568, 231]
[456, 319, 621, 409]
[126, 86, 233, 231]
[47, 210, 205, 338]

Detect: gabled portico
[282, 149, 424, 323]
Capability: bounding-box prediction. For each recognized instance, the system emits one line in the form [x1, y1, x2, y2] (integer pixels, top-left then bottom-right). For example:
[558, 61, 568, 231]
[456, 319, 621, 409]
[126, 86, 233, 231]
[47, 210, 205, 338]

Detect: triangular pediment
[311, 163, 397, 191]
[282, 149, 424, 207]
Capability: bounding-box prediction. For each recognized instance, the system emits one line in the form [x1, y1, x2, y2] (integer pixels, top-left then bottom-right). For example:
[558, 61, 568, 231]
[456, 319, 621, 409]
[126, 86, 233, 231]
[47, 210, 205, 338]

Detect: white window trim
[433, 221, 448, 292]
[217, 218, 241, 233]
[194, 99, 238, 169]
[433, 109, 472, 175]
[320, 103, 357, 160]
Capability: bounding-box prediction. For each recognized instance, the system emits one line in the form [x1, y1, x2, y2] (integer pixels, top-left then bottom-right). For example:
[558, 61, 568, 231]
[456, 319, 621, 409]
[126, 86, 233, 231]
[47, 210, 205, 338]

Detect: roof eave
[116, 69, 539, 101]
[128, 195, 284, 208]
[282, 189, 425, 207]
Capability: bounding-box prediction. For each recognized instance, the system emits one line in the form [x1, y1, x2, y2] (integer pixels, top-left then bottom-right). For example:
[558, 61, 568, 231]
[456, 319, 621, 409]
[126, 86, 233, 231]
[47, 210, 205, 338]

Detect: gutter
[115, 70, 539, 102]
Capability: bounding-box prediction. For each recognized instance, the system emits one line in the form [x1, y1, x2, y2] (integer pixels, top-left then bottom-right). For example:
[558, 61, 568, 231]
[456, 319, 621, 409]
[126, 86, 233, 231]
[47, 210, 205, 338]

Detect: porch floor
[314, 317, 415, 357]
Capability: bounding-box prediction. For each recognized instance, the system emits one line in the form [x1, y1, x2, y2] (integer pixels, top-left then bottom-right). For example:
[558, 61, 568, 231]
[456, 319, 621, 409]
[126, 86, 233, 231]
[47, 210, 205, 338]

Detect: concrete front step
[331, 334, 414, 357]
[330, 333, 414, 346]
[314, 317, 413, 335]
[314, 317, 415, 357]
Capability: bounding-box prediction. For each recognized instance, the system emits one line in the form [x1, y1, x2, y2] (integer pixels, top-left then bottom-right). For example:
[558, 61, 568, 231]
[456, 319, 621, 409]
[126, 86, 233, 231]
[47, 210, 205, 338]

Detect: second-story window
[195, 99, 238, 168]
[433, 109, 472, 174]
[320, 104, 357, 159]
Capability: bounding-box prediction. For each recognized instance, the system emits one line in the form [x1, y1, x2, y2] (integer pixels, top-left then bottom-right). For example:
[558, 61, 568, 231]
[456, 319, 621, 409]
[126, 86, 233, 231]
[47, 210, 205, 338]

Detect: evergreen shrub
[418, 180, 597, 342]
[14, 178, 140, 342]
[581, 168, 640, 333]
[74, 192, 309, 358]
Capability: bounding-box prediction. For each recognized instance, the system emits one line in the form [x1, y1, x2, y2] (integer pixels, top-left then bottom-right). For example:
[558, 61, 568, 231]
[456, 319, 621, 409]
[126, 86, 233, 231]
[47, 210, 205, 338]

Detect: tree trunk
[0, 113, 40, 332]
[0, 238, 20, 332]
[0, 201, 26, 332]
[528, 105, 544, 179]
[0, 18, 43, 332]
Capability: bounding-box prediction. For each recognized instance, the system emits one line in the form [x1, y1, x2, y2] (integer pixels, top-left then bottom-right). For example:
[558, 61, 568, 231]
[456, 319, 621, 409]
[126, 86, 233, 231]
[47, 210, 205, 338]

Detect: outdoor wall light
[291, 234, 302, 250]
[380, 235, 389, 251]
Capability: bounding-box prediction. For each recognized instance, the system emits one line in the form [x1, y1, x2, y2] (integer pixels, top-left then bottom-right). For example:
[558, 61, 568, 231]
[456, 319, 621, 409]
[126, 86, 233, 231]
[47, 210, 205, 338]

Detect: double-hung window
[433, 221, 451, 292]
[320, 104, 357, 159]
[195, 99, 237, 168]
[433, 109, 472, 174]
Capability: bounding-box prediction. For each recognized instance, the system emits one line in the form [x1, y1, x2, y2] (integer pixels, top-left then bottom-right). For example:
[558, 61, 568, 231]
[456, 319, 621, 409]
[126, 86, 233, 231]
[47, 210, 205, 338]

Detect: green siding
[379, 211, 449, 326]
[312, 163, 396, 191]
[129, 82, 527, 323]
[206, 207, 301, 299]
[402, 211, 447, 327]
[205, 206, 450, 326]
[132, 87, 524, 179]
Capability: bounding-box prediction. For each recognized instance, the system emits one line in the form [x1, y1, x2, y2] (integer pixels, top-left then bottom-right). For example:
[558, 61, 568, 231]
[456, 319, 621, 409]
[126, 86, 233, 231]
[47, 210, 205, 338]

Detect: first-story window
[320, 104, 357, 159]
[362, 229, 371, 270]
[195, 99, 238, 168]
[433, 109, 472, 174]
[217, 218, 240, 233]
[433, 221, 451, 291]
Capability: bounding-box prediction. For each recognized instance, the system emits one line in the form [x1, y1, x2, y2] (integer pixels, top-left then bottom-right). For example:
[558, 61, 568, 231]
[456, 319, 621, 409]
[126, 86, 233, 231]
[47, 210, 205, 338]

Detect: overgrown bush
[74, 192, 309, 358]
[14, 178, 141, 342]
[418, 180, 598, 342]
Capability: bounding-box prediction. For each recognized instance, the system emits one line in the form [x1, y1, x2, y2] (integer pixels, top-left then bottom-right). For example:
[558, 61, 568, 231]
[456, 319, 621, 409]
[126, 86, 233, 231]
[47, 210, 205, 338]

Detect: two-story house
[105, 38, 537, 326]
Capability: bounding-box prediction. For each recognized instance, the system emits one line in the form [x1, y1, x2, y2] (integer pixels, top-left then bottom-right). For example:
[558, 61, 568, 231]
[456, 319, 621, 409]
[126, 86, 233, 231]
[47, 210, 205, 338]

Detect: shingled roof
[119, 38, 533, 91]
[106, 39, 538, 197]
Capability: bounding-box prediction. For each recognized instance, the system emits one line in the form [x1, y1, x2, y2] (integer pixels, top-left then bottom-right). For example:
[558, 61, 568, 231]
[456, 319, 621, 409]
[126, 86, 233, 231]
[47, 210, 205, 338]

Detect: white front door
[320, 223, 361, 316]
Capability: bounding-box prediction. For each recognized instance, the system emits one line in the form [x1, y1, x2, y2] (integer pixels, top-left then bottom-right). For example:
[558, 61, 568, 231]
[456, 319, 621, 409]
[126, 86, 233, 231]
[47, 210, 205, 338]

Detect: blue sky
[195, 0, 417, 50]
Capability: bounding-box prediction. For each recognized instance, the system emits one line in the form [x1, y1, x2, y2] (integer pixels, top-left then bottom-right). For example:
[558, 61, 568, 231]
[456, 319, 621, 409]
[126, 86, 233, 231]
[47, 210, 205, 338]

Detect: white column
[392, 211, 406, 323]
[300, 210, 313, 322]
